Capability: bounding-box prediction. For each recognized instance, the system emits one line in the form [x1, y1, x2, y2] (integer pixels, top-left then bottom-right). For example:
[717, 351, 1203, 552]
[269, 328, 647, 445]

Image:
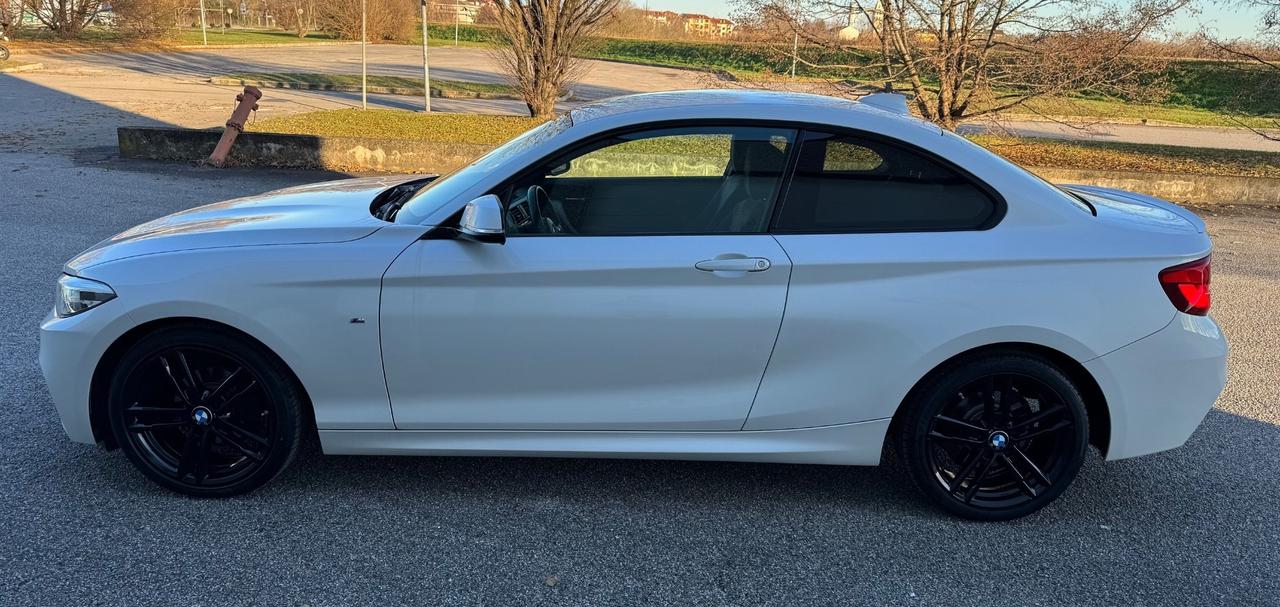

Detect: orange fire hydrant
[206, 86, 262, 167]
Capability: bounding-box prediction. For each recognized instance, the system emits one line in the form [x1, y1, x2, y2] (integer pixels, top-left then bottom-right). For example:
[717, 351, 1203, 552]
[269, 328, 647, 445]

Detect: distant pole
[199, 0, 208, 45]
[361, 0, 367, 109]
[453, 6, 458, 46]
[421, 0, 431, 112]
[790, 29, 798, 79]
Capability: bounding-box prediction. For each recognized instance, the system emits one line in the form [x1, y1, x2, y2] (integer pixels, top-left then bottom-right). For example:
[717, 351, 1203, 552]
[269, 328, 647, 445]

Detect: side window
[774, 132, 998, 232]
[503, 126, 796, 236]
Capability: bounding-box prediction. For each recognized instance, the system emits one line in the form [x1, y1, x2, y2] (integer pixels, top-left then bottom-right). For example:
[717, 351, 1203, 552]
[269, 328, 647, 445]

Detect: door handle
[695, 257, 771, 272]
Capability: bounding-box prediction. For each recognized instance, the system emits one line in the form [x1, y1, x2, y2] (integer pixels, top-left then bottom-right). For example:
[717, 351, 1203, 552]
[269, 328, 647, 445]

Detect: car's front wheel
[107, 325, 303, 497]
[896, 353, 1090, 521]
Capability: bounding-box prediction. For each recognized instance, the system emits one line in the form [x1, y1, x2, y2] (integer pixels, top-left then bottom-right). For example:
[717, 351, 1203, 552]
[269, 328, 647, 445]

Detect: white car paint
[40, 90, 1226, 466]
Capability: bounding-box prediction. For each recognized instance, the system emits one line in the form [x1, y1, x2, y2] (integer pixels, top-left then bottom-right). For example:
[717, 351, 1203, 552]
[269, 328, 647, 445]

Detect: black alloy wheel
[897, 353, 1090, 521]
[108, 326, 303, 497]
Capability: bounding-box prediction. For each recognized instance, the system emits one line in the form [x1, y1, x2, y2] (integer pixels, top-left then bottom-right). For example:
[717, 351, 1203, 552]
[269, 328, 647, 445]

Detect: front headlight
[55, 275, 116, 318]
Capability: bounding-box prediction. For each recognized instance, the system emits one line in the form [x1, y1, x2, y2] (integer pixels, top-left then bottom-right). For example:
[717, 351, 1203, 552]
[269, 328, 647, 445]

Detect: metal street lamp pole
[790, 29, 798, 79]
[199, 0, 208, 45]
[361, 0, 367, 109]
[421, 0, 431, 112]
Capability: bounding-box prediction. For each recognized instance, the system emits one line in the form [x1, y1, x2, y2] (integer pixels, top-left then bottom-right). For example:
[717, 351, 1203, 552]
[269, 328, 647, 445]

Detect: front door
[380, 124, 798, 430]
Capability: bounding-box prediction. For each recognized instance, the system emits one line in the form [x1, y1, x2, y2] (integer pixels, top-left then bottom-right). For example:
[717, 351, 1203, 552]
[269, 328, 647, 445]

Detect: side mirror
[457, 194, 506, 245]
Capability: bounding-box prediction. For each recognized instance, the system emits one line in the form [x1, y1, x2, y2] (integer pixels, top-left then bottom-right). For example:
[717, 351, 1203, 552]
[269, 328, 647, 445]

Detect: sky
[649, 0, 1268, 39]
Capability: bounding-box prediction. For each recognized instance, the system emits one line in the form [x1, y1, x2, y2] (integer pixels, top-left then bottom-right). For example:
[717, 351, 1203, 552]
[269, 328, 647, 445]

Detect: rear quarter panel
[746, 220, 1207, 430]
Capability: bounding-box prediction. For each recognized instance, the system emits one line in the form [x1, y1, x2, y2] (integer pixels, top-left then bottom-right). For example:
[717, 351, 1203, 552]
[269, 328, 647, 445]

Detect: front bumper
[39, 304, 134, 445]
[1085, 313, 1228, 460]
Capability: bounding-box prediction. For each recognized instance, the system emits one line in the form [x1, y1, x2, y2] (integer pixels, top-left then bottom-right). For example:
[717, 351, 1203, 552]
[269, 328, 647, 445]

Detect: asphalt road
[12, 43, 1280, 152]
[3, 70, 1280, 605]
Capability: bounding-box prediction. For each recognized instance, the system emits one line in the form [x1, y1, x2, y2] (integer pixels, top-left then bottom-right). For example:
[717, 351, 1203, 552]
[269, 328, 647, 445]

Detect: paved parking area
[2, 72, 1279, 604]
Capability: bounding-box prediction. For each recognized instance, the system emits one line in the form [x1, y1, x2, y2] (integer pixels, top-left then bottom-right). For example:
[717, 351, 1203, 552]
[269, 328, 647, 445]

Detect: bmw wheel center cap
[192, 406, 213, 426]
[989, 431, 1009, 450]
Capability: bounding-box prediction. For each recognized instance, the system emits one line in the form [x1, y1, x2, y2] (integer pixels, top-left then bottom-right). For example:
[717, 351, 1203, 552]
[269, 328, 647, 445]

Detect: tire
[0, 46, 9, 62]
[895, 353, 1090, 521]
[107, 325, 304, 497]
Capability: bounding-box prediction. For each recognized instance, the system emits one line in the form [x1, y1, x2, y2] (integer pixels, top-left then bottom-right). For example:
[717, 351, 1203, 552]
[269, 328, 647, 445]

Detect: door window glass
[503, 126, 796, 236]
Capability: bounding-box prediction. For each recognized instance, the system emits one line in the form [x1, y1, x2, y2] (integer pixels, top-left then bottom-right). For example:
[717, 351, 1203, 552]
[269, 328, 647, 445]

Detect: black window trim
[479, 118, 1007, 238]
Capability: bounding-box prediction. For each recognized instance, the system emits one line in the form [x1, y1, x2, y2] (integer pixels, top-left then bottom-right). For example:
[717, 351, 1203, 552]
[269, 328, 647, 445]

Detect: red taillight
[1159, 256, 1211, 316]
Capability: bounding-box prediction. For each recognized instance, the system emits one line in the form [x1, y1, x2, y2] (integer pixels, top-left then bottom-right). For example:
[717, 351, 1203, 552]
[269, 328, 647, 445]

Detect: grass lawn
[248, 109, 545, 144]
[1010, 97, 1278, 130]
[246, 109, 1280, 179]
[173, 29, 338, 45]
[224, 72, 514, 97]
[0, 59, 40, 70]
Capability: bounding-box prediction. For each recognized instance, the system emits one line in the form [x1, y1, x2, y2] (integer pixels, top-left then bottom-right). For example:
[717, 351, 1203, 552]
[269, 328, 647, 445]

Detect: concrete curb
[0, 62, 43, 73]
[118, 126, 492, 174]
[1029, 167, 1280, 206]
[117, 126, 1280, 205]
[206, 76, 519, 100]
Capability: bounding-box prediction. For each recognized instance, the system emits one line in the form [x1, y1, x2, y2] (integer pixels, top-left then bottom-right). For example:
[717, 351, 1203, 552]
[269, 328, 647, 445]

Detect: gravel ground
[3, 122, 1280, 604]
[2, 153, 1277, 607]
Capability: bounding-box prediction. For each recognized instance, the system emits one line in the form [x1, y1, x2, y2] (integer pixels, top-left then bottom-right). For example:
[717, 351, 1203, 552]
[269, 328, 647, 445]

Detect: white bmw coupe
[41, 90, 1226, 520]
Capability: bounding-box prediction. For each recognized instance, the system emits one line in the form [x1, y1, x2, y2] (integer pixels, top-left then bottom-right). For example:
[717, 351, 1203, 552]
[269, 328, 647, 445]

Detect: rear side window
[774, 132, 999, 232]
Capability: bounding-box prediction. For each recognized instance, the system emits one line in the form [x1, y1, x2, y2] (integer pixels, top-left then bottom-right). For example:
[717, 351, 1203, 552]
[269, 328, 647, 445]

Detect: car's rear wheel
[896, 353, 1089, 521]
[107, 326, 303, 497]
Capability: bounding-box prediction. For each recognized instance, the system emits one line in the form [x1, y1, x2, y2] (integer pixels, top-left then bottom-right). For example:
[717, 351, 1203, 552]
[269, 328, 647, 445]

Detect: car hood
[1062, 185, 1206, 234]
[66, 176, 421, 272]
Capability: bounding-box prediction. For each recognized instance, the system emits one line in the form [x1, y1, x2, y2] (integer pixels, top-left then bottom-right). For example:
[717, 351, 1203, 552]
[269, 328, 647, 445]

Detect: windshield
[394, 115, 573, 224]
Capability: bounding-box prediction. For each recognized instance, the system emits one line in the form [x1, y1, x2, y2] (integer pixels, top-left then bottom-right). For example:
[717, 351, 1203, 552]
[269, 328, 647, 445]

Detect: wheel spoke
[963, 453, 997, 504]
[127, 419, 188, 432]
[947, 449, 986, 494]
[157, 356, 193, 406]
[175, 428, 211, 483]
[1016, 419, 1072, 441]
[219, 419, 269, 448]
[1000, 453, 1039, 498]
[1010, 404, 1068, 434]
[204, 367, 242, 403]
[928, 430, 986, 446]
[176, 351, 199, 394]
[125, 404, 188, 433]
[212, 379, 259, 414]
[211, 427, 264, 462]
[1010, 445, 1053, 487]
[934, 415, 988, 435]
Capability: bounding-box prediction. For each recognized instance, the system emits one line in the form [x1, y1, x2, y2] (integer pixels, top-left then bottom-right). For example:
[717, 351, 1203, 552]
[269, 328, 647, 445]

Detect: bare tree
[1202, 0, 1280, 138]
[24, 0, 102, 37]
[734, 0, 1189, 129]
[2, 0, 21, 37]
[493, 0, 622, 118]
[317, 0, 414, 42]
[110, 0, 184, 37]
[268, 0, 314, 38]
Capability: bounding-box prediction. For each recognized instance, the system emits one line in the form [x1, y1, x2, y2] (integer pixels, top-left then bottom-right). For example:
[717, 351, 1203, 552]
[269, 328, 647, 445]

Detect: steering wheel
[522, 185, 578, 234]
[532, 185, 579, 234]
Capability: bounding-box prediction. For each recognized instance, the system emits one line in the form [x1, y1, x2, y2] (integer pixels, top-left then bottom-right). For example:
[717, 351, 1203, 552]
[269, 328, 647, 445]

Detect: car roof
[568, 89, 932, 133]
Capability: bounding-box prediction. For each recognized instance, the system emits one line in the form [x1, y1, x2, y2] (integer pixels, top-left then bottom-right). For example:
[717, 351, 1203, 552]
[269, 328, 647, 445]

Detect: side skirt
[318, 418, 892, 466]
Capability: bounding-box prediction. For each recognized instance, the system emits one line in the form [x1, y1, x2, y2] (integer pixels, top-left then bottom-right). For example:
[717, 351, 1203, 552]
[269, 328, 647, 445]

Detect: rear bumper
[1085, 313, 1227, 460]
